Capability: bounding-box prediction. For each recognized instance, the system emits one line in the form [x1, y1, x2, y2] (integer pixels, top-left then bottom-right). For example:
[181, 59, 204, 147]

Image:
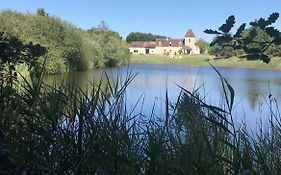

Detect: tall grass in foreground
[1, 67, 281, 174]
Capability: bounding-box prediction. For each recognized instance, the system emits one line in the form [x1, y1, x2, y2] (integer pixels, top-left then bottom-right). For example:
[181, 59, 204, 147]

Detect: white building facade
[128, 29, 200, 55]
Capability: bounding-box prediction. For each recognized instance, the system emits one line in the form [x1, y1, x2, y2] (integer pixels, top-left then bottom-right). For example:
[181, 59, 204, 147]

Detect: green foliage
[36, 8, 49, 17]
[126, 32, 167, 42]
[205, 12, 281, 63]
[196, 38, 210, 54]
[209, 43, 237, 58]
[0, 32, 47, 86]
[3, 11, 281, 174]
[0, 10, 129, 74]
[88, 23, 130, 67]
[0, 35, 46, 174]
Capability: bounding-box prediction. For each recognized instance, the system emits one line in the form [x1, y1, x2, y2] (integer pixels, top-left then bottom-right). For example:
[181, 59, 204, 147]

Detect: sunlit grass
[130, 54, 281, 71]
[209, 56, 281, 70]
[129, 54, 210, 65]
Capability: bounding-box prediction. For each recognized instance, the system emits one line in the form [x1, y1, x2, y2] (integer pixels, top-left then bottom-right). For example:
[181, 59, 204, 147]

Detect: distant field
[129, 54, 281, 70]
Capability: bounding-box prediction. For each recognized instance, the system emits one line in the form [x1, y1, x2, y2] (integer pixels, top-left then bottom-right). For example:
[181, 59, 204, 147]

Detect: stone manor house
[128, 29, 200, 55]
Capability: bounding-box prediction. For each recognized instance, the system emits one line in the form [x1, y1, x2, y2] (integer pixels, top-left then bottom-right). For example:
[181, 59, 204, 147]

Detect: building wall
[155, 47, 182, 55]
[129, 45, 199, 55]
[190, 47, 200, 55]
[128, 35, 201, 55]
[185, 37, 200, 54]
[129, 47, 146, 55]
[149, 48, 156, 54]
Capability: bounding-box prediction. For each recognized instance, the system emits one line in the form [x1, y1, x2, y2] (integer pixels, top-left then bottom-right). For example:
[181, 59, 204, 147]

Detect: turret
[184, 29, 200, 54]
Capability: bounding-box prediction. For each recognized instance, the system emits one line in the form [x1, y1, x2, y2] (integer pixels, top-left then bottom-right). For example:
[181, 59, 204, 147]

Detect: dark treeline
[126, 32, 167, 43]
[0, 9, 130, 74]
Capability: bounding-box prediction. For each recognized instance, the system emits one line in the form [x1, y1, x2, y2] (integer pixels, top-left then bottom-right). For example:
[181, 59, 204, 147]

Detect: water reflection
[245, 78, 261, 110]
[43, 64, 281, 127]
[43, 67, 119, 92]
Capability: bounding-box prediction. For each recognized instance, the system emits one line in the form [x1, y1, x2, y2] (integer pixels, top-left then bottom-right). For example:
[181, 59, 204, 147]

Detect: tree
[209, 44, 235, 58]
[37, 8, 49, 17]
[204, 12, 281, 63]
[88, 24, 129, 67]
[0, 32, 47, 86]
[0, 10, 129, 74]
[97, 20, 109, 31]
[196, 39, 210, 54]
[126, 32, 167, 43]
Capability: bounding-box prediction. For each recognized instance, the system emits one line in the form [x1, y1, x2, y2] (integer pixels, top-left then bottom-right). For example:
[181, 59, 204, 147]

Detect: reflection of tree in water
[273, 77, 281, 85]
[246, 78, 261, 110]
[273, 78, 281, 99]
[42, 69, 116, 94]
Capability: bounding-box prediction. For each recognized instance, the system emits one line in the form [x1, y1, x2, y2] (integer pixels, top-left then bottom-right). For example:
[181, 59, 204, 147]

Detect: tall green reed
[1, 61, 281, 174]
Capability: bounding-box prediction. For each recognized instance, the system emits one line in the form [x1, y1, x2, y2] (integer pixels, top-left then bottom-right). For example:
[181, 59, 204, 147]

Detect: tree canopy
[205, 12, 281, 63]
[0, 10, 129, 74]
[0, 32, 47, 86]
[196, 39, 210, 54]
[126, 32, 167, 43]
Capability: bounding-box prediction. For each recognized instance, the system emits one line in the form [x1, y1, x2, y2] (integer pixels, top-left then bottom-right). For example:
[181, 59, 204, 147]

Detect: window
[169, 42, 172, 46]
[189, 39, 191, 42]
[134, 50, 138, 53]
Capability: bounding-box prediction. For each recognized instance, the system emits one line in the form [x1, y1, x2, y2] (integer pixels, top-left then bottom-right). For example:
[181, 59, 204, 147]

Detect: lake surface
[43, 64, 281, 129]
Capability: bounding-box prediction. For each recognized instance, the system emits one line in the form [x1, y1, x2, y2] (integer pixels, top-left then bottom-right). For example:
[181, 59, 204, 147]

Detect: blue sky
[1, 0, 280, 41]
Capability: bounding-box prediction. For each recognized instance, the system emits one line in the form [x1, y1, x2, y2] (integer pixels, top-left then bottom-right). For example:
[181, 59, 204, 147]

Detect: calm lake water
[43, 64, 281, 129]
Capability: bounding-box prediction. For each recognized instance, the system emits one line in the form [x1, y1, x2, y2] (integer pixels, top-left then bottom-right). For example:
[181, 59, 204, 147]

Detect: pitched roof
[185, 29, 195, 37]
[128, 41, 156, 48]
[156, 38, 184, 47]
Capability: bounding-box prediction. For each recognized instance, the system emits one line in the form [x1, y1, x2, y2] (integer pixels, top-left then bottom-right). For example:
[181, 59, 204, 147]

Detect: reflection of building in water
[245, 78, 262, 110]
[183, 74, 198, 92]
[247, 87, 260, 109]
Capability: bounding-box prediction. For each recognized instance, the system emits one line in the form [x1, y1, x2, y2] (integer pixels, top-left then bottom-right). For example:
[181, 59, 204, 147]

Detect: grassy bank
[130, 54, 281, 70]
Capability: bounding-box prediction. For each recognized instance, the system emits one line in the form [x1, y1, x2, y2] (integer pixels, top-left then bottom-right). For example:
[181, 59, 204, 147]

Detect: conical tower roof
[185, 29, 195, 37]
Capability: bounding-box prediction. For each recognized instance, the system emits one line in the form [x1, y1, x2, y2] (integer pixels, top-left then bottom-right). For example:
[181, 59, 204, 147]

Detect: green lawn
[129, 54, 210, 65]
[129, 54, 281, 70]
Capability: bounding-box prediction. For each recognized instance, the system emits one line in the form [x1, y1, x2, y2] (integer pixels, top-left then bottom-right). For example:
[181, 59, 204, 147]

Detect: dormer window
[169, 42, 172, 47]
